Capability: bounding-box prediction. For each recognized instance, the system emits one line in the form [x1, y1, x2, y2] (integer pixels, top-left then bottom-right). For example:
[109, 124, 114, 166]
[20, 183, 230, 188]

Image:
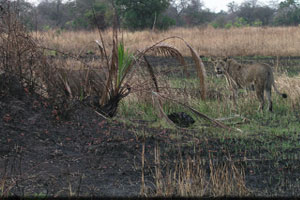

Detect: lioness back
[244, 63, 273, 87]
[226, 59, 272, 87]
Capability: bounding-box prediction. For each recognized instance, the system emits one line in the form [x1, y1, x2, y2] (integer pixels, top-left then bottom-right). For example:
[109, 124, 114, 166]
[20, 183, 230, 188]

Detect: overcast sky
[26, 0, 274, 12]
[204, 0, 270, 12]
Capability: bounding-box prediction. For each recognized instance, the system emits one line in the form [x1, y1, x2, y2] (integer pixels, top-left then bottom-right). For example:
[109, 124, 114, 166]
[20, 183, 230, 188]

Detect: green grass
[117, 69, 300, 162]
[118, 100, 158, 121]
[117, 70, 300, 196]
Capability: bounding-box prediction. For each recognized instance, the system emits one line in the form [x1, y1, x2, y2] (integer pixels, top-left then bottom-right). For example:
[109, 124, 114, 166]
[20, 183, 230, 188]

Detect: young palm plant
[94, 14, 134, 117]
[97, 40, 133, 117]
[95, 29, 208, 118]
[91, 4, 210, 122]
[69, 6, 210, 123]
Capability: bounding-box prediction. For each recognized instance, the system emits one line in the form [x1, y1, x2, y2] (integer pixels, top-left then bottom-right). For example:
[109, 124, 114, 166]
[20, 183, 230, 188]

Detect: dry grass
[148, 144, 250, 197]
[35, 26, 300, 57]
[276, 74, 300, 108]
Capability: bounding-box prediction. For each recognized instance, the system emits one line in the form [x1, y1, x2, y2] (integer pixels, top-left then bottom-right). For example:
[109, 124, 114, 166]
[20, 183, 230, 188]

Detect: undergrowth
[118, 65, 300, 164]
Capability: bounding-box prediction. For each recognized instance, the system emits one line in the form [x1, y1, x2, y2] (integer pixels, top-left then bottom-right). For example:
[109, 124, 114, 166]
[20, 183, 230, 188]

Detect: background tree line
[8, 0, 300, 31]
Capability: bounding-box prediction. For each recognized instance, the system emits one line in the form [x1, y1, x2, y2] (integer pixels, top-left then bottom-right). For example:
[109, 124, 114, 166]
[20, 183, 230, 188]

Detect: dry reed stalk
[209, 160, 249, 196]
[140, 133, 146, 196]
[154, 141, 163, 196]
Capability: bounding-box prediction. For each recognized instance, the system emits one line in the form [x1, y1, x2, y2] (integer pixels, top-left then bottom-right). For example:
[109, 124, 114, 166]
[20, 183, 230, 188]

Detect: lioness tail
[272, 82, 287, 98]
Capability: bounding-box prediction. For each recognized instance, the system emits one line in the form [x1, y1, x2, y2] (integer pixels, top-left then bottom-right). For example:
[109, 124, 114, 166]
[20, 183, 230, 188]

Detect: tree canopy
[115, 0, 172, 30]
[10, 0, 300, 31]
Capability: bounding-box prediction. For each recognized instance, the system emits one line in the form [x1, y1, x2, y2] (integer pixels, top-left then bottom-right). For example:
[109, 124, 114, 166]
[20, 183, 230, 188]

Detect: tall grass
[36, 26, 300, 57]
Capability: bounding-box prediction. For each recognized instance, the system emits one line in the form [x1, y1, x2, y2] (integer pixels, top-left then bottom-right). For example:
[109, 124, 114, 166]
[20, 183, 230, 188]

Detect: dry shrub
[0, 2, 50, 97]
[43, 57, 108, 98]
[0, 3, 113, 118]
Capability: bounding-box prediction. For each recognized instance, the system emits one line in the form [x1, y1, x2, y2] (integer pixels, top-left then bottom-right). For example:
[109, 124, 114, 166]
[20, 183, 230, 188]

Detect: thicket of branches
[10, 0, 300, 31]
[0, 1, 215, 127]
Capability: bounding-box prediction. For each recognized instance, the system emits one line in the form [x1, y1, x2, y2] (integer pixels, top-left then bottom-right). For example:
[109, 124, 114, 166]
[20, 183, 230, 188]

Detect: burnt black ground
[0, 90, 145, 197]
[0, 56, 300, 197]
[0, 81, 190, 197]
[1, 85, 300, 198]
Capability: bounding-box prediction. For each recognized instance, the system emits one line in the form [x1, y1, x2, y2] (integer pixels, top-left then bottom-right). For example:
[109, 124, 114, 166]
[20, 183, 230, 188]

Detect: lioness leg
[265, 88, 273, 112]
[256, 88, 265, 111]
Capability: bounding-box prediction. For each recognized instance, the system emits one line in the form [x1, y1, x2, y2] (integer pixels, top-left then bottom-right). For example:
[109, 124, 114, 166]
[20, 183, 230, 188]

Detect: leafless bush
[0, 3, 95, 119]
[0, 2, 113, 118]
[0, 2, 50, 97]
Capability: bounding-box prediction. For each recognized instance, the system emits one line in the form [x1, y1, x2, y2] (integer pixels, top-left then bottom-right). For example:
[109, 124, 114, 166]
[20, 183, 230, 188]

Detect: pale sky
[203, 0, 275, 12]
[204, 0, 250, 12]
[26, 0, 273, 12]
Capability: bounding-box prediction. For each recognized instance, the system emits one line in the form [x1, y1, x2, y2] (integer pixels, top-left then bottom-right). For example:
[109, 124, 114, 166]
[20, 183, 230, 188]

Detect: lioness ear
[223, 57, 228, 62]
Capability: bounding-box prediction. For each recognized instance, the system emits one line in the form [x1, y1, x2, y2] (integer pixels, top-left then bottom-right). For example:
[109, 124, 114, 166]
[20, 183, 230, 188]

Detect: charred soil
[0, 57, 300, 198]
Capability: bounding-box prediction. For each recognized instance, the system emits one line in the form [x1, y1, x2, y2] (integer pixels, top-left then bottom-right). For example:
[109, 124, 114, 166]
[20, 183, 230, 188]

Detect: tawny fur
[214, 58, 287, 112]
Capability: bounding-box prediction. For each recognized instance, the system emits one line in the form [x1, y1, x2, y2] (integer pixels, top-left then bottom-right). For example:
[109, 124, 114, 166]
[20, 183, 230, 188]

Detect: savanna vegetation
[13, 0, 300, 31]
[0, 0, 300, 198]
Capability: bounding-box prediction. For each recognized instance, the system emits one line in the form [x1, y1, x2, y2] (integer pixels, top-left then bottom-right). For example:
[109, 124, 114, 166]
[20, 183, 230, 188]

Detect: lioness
[213, 57, 287, 112]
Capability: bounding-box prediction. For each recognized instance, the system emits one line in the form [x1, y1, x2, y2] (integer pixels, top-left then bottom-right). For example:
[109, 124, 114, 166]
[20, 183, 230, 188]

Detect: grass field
[2, 23, 300, 197]
[36, 26, 300, 197]
[36, 26, 300, 57]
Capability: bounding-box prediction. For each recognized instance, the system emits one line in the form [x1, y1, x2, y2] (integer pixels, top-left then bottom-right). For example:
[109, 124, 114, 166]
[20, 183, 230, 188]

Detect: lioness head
[212, 57, 229, 76]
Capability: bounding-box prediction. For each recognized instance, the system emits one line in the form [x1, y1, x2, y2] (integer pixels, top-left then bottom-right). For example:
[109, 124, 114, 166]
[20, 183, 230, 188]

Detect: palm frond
[183, 41, 207, 100]
[117, 43, 134, 88]
[153, 92, 233, 131]
[152, 92, 176, 127]
[137, 36, 206, 100]
[139, 44, 187, 75]
[144, 55, 159, 92]
[95, 40, 105, 60]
